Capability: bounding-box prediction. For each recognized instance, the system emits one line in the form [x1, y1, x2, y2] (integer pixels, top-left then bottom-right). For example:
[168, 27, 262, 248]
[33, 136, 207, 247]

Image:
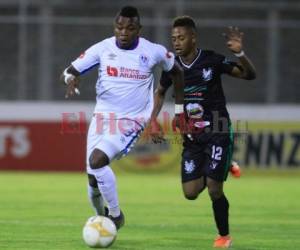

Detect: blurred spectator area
[0, 0, 299, 103]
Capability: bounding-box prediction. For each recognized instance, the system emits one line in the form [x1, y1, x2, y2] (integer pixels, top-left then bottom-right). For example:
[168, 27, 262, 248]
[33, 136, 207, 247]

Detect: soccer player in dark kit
[150, 16, 256, 248]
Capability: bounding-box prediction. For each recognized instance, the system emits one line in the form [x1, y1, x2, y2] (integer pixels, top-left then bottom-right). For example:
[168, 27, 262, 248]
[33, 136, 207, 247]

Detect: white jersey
[72, 36, 174, 123]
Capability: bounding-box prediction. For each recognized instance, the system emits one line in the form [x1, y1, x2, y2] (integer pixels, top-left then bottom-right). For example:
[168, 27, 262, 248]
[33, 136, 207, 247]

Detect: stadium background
[0, 0, 299, 171]
[0, 1, 300, 250]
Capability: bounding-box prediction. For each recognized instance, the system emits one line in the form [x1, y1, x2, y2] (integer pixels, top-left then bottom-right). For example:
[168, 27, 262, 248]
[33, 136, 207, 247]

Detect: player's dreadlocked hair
[117, 6, 140, 23]
[173, 16, 196, 31]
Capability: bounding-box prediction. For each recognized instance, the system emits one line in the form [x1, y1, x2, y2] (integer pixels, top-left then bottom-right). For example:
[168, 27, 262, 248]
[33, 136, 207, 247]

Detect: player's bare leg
[87, 174, 106, 216]
[207, 177, 232, 248]
[89, 148, 124, 230]
[182, 176, 206, 200]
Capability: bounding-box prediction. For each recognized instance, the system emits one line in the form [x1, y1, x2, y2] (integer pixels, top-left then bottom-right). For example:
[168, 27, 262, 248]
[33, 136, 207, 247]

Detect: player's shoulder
[84, 37, 114, 56]
[92, 37, 114, 48]
[200, 49, 226, 63]
[139, 37, 167, 51]
[87, 36, 112, 48]
[201, 49, 225, 59]
[174, 49, 225, 64]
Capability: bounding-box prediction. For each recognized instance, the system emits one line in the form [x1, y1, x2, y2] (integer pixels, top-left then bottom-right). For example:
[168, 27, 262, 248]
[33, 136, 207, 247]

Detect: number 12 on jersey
[212, 145, 223, 160]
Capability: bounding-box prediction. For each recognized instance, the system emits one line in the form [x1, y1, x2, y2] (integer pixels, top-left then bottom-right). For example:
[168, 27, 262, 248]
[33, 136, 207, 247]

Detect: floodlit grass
[0, 170, 299, 250]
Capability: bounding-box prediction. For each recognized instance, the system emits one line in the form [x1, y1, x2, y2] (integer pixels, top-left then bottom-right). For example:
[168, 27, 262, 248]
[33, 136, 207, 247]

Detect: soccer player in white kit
[61, 6, 184, 230]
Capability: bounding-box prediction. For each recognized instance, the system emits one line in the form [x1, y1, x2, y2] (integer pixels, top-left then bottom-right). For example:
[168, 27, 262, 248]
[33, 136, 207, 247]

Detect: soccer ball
[82, 216, 117, 248]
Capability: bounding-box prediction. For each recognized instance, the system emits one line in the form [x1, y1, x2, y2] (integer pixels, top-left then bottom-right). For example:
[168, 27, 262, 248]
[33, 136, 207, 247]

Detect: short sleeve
[154, 44, 175, 72]
[71, 43, 101, 74]
[160, 71, 173, 90]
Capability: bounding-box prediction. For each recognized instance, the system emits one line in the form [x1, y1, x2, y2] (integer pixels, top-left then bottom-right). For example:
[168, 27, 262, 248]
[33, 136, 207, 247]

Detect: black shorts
[181, 132, 234, 183]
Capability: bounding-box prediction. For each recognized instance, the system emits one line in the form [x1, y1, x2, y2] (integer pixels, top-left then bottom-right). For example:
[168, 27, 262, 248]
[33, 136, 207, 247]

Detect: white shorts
[86, 116, 144, 174]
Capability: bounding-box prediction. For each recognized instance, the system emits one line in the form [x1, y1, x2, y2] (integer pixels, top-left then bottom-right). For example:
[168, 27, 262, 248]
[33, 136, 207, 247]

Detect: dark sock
[212, 194, 229, 236]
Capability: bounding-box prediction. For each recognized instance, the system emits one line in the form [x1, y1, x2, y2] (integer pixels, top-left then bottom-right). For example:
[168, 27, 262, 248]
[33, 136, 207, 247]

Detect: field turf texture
[0, 170, 299, 250]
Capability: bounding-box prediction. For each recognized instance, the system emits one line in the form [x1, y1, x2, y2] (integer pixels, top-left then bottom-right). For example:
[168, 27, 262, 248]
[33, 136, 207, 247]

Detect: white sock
[87, 184, 105, 216]
[91, 166, 121, 218]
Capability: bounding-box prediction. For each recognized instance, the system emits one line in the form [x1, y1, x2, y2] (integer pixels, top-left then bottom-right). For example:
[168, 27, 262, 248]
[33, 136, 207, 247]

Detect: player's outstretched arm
[60, 65, 81, 98]
[224, 26, 256, 80]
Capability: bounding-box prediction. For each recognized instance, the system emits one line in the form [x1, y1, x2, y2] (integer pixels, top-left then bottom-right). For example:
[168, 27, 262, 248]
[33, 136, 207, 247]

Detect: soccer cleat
[108, 210, 125, 230]
[229, 161, 241, 178]
[213, 235, 232, 248]
[104, 207, 109, 217]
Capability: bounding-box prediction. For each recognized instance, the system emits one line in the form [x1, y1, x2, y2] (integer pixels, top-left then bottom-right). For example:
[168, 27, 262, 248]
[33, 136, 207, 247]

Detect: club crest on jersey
[184, 160, 195, 174]
[139, 54, 149, 67]
[202, 68, 213, 81]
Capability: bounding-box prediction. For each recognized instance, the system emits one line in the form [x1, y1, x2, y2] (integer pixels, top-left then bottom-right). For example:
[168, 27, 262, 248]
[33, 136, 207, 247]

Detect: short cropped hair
[117, 6, 140, 23]
[173, 16, 196, 30]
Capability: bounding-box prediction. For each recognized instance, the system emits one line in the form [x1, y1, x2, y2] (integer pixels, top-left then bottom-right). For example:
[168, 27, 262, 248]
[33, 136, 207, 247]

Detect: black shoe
[108, 210, 125, 230]
[104, 207, 109, 217]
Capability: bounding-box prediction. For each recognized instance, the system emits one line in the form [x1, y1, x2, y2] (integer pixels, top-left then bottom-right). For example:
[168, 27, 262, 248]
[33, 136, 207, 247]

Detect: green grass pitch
[0, 170, 299, 250]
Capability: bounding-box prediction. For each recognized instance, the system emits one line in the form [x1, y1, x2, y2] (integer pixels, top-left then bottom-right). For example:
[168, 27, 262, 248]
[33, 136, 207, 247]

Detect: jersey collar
[179, 49, 202, 69]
